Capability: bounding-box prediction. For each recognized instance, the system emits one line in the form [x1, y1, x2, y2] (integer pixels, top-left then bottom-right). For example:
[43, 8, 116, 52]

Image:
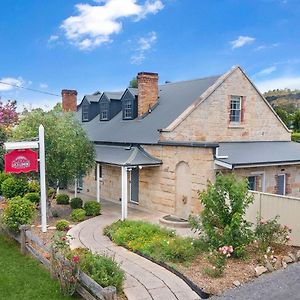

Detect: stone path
[68, 206, 200, 300]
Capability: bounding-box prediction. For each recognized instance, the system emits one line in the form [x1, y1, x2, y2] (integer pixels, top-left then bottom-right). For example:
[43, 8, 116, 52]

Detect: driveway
[211, 262, 300, 300]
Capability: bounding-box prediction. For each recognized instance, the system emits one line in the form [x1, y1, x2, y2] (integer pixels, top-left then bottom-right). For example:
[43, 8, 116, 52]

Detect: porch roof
[94, 144, 162, 167]
[216, 141, 300, 169]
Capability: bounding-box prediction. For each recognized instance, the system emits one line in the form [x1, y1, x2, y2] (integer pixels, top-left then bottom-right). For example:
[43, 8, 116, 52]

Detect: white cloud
[0, 77, 24, 92]
[255, 66, 277, 77]
[254, 43, 279, 52]
[256, 76, 300, 93]
[48, 35, 59, 43]
[39, 83, 48, 89]
[131, 31, 157, 64]
[61, 0, 164, 50]
[230, 35, 255, 49]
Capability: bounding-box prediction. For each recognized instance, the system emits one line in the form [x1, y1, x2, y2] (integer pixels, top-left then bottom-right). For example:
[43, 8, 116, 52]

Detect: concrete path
[68, 202, 200, 300]
[211, 262, 300, 300]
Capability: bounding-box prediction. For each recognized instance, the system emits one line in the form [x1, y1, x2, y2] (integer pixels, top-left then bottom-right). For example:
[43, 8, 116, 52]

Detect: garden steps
[68, 214, 200, 300]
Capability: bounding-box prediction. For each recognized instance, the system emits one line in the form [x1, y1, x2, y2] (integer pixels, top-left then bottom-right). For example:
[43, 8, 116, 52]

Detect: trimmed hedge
[70, 197, 83, 209]
[84, 201, 101, 216]
[1, 177, 28, 199]
[70, 208, 86, 222]
[56, 194, 69, 205]
[24, 192, 40, 204]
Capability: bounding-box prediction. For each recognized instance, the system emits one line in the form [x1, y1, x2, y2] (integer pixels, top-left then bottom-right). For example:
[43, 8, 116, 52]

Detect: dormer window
[123, 100, 132, 119]
[100, 102, 109, 121]
[82, 104, 89, 121]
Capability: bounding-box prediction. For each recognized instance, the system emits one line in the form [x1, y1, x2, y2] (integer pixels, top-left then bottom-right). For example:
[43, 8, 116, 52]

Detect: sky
[0, 0, 300, 110]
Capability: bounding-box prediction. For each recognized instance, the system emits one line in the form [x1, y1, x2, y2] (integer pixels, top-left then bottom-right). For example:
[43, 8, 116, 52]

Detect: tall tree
[12, 105, 95, 187]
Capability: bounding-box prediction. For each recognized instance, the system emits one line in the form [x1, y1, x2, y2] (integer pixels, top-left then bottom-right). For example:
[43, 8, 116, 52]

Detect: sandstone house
[62, 66, 300, 218]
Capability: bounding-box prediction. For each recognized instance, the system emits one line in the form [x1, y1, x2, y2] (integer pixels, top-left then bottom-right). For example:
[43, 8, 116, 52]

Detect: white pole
[121, 166, 128, 220]
[96, 163, 100, 203]
[74, 178, 77, 198]
[39, 125, 47, 233]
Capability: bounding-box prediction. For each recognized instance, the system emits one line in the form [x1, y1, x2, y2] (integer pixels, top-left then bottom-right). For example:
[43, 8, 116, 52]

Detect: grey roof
[217, 141, 300, 168]
[128, 88, 138, 96]
[77, 75, 220, 144]
[103, 91, 123, 100]
[85, 94, 102, 103]
[95, 144, 162, 166]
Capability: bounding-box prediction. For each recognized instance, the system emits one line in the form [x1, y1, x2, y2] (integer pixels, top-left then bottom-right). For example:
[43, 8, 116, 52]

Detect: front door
[129, 168, 139, 203]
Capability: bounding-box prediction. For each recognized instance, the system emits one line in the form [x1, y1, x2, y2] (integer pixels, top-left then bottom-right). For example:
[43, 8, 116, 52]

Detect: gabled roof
[95, 144, 162, 166]
[85, 94, 102, 103]
[103, 91, 123, 101]
[77, 75, 220, 144]
[216, 141, 300, 169]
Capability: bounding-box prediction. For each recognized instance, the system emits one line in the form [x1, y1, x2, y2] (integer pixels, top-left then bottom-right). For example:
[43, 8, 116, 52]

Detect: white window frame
[82, 104, 89, 121]
[100, 102, 109, 120]
[277, 173, 286, 196]
[124, 100, 132, 119]
[230, 95, 242, 123]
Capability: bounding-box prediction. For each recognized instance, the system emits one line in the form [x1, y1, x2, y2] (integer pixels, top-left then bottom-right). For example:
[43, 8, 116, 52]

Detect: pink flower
[72, 255, 80, 263]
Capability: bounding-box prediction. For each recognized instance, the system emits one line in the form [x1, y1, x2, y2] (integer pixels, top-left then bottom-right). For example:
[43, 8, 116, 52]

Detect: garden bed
[104, 219, 300, 297]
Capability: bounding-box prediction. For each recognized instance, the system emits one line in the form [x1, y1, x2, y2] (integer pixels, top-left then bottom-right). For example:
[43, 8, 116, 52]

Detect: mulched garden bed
[176, 244, 300, 296]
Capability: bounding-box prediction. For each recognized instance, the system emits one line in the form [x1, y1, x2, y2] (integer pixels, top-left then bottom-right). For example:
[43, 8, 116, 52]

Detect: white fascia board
[214, 159, 232, 169]
[4, 141, 39, 150]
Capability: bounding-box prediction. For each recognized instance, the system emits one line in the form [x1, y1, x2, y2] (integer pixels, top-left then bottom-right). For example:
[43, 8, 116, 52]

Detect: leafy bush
[84, 201, 101, 216]
[24, 192, 40, 204]
[52, 210, 59, 218]
[0, 172, 12, 195]
[56, 220, 70, 231]
[104, 220, 201, 263]
[27, 180, 40, 193]
[70, 209, 86, 222]
[1, 177, 28, 199]
[255, 216, 291, 252]
[70, 197, 83, 209]
[48, 187, 56, 199]
[1, 198, 35, 232]
[56, 194, 69, 205]
[190, 174, 254, 257]
[78, 251, 125, 293]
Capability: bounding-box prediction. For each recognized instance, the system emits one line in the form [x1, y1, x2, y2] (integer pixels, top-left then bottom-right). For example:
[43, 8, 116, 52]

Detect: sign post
[39, 125, 47, 233]
[4, 125, 47, 233]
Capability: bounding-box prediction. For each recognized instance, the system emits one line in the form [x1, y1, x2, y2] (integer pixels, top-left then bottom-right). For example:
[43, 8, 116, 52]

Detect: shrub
[71, 209, 86, 222]
[1, 198, 35, 232]
[70, 197, 83, 209]
[24, 192, 40, 204]
[56, 194, 70, 205]
[27, 180, 40, 193]
[56, 220, 70, 231]
[1, 177, 28, 199]
[104, 220, 201, 263]
[189, 174, 254, 257]
[84, 201, 101, 216]
[52, 210, 59, 218]
[48, 187, 56, 199]
[78, 251, 125, 293]
[255, 216, 291, 252]
[0, 172, 12, 195]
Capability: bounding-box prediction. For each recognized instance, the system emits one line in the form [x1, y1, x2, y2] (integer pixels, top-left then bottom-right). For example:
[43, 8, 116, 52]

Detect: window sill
[228, 123, 244, 129]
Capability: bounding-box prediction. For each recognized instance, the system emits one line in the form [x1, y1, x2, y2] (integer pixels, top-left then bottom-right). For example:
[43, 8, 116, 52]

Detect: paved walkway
[68, 200, 200, 300]
[211, 262, 300, 300]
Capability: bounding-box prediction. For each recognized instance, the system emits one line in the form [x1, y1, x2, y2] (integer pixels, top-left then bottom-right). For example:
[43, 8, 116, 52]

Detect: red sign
[5, 149, 38, 173]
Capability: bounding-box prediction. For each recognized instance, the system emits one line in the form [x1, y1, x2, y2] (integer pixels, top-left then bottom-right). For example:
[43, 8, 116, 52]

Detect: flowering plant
[51, 232, 79, 296]
[255, 216, 292, 252]
[218, 245, 234, 257]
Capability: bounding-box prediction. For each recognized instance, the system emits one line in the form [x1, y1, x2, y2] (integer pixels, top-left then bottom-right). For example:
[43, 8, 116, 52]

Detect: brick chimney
[61, 89, 78, 112]
[137, 72, 158, 117]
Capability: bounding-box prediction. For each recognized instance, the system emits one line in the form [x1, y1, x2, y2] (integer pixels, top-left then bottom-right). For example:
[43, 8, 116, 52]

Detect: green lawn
[0, 234, 75, 300]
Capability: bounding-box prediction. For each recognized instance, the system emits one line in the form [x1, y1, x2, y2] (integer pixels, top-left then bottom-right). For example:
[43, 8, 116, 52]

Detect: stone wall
[82, 145, 215, 216]
[224, 165, 300, 197]
[161, 67, 291, 142]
